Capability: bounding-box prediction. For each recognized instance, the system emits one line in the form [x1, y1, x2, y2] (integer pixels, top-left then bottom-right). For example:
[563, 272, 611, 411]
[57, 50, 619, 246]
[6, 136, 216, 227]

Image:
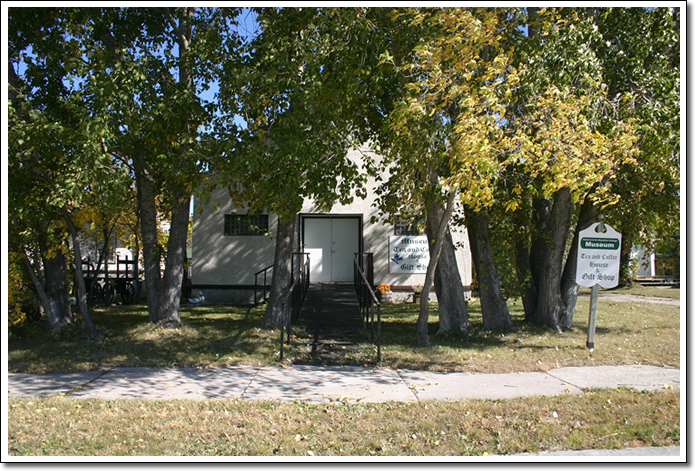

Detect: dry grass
[372, 294, 680, 373]
[8, 388, 679, 456]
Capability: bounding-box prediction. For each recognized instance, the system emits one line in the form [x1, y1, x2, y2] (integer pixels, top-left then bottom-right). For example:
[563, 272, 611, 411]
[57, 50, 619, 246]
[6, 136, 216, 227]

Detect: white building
[191, 146, 473, 305]
[632, 245, 656, 277]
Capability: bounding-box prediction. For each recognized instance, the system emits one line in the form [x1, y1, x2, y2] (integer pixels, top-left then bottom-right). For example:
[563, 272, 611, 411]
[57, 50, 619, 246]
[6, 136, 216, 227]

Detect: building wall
[633, 245, 656, 277]
[192, 145, 472, 304]
[192, 187, 279, 304]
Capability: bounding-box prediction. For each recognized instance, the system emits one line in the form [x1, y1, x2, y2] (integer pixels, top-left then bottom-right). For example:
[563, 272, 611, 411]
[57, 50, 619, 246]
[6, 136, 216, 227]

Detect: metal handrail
[254, 265, 274, 305]
[279, 256, 310, 362]
[354, 253, 381, 363]
[279, 278, 297, 363]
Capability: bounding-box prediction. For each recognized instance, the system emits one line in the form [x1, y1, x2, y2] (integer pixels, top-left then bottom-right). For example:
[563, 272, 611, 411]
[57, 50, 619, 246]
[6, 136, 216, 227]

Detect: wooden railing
[655, 259, 676, 277]
[81, 257, 138, 304]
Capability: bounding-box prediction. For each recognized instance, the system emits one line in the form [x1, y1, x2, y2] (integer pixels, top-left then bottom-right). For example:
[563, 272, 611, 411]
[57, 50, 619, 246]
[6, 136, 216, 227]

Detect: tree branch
[160, 7, 191, 49]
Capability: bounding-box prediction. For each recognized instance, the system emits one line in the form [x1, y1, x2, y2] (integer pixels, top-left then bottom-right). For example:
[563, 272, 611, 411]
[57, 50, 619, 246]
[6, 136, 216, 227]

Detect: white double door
[303, 217, 360, 282]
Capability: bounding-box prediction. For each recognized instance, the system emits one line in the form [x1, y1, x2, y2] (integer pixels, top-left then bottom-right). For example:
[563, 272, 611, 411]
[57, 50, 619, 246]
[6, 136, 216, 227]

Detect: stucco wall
[192, 145, 473, 304]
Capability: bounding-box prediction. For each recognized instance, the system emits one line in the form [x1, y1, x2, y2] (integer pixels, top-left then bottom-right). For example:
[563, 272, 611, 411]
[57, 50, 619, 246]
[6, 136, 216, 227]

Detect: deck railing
[80, 257, 138, 304]
[353, 253, 381, 362]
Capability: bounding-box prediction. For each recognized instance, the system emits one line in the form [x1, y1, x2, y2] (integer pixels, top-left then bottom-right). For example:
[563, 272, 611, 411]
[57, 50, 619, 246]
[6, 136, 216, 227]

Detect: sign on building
[576, 222, 622, 289]
[389, 236, 429, 274]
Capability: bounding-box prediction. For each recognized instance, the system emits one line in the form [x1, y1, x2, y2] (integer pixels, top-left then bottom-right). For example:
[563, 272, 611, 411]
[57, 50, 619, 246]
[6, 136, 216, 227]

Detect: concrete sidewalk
[7, 364, 679, 402]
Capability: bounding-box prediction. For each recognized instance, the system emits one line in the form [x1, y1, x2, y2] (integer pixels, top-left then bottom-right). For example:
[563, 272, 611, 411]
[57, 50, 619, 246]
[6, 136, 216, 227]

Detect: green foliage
[8, 7, 241, 329]
[377, 8, 516, 211]
[209, 7, 374, 222]
[504, 8, 639, 204]
[489, 7, 680, 293]
[595, 7, 680, 248]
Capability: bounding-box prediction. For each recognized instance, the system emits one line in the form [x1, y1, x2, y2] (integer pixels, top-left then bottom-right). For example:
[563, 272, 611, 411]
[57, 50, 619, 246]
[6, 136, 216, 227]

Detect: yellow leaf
[504, 200, 519, 212]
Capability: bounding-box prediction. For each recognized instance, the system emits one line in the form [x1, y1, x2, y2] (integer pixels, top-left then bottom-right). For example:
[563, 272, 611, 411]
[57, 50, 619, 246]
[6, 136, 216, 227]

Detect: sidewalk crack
[64, 367, 115, 397]
[394, 368, 420, 402]
[545, 371, 584, 393]
[240, 367, 261, 399]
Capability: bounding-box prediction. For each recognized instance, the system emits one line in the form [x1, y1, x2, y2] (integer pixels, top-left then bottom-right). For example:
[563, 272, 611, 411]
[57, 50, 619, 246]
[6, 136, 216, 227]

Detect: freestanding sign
[576, 222, 622, 289]
[575, 220, 622, 350]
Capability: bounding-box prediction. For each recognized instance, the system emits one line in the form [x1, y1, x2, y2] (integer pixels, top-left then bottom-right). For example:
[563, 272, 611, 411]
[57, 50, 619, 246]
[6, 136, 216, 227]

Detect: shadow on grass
[8, 303, 276, 373]
[9, 295, 678, 374]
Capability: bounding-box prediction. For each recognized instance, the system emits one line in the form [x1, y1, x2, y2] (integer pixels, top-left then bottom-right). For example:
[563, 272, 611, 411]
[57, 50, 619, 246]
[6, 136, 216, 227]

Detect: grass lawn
[8, 286, 680, 374]
[7, 285, 681, 457]
[8, 389, 680, 456]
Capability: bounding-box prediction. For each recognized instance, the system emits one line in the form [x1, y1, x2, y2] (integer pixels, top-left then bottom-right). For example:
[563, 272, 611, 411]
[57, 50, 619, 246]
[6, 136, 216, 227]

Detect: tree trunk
[425, 199, 469, 337]
[529, 196, 551, 292]
[61, 207, 103, 341]
[22, 248, 71, 332]
[151, 7, 195, 328]
[528, 187, 574, 332]
[42, 248, 74, 329]
[133, 152, 162, 324]
[515, 238, 537, 322]
[465, 206, 514, 331]
[133, 236, 141, 304]
[102, 225, 112, 306]
[512, 211, 537, 322]
[416, 189, 457, 346]
[157, 194, 191, 327]
[89, 233, 109, 303]
[618, 219, 634, 287]
[264, 214, 297, 329]
[560, 193, 599, 328]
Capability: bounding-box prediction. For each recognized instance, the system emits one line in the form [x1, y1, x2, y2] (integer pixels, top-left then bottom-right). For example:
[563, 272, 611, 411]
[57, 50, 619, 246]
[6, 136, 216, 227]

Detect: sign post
[575, 217, 622, 350]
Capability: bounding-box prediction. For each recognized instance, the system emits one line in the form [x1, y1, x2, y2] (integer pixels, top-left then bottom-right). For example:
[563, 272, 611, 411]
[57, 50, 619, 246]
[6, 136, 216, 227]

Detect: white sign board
[389, 236, 429, 274]
[576, 222, 622, 289]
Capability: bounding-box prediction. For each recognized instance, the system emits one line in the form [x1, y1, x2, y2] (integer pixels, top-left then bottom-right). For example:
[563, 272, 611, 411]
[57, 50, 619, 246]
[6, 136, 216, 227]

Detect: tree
[372, 7, 521, 344]
[9, 7, 238, 330]
[75, 7, 238, 326]
[209, 7, 371, 328]
[361, 8, 474, 339]
[7, 72, 73, 331]
[8, 9, 104, 339]
[552, 7, 680, 327]
[596, 7, 680, 286]
[500, 7, 639, 331]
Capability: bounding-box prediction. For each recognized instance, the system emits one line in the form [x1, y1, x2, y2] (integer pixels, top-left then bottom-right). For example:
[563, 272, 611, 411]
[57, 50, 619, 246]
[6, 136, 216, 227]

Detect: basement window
[224, 214, 269, 236]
